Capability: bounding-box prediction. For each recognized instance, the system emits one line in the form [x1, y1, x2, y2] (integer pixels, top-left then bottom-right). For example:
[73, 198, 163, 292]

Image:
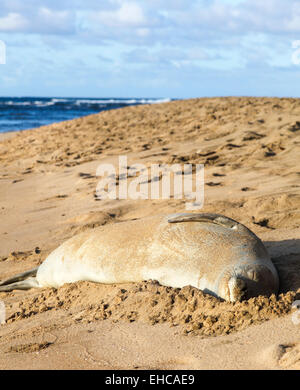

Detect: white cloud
[0, 12, 28, 31]
[0, 4, 76, 34]
[1, 0, 300, 98]
[93, 2, 146, 27]
[285, 3, 300, 33]
[117, 2, 145, 25]
[123, 46, 215, 69]
[1, 0, 300, 41]
[39, 7, 70, 23]
[36, 7, 76, 34]
[136, 28, 150, 37]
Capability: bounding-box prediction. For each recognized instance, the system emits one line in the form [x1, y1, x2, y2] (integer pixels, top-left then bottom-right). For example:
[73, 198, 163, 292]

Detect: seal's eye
[247, 270, 259, 281]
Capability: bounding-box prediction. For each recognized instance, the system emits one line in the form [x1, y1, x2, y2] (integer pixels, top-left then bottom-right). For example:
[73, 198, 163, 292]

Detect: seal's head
[219, 264, 279, 302]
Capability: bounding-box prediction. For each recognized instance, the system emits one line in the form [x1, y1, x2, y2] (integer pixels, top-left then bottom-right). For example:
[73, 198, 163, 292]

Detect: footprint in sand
[242, 131, 265, 141]
[251, 217, 274, 229]
[7, 342, 53, 354]
[264, 343, 300, 369]
[206, 182, 222, 187]
[278, 343, 300, 369]
[288, 121, 300, 133]
[78, 172, 95, 180]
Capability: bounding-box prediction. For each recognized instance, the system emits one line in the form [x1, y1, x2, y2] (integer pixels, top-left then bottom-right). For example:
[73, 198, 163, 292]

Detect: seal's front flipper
[167, 213, 254, 235]
[167, 213, 237, 228]
[0, 277, 40, 292]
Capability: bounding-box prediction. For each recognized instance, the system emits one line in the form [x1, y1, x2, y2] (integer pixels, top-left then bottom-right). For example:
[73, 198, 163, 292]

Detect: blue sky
[0, 0, 300, 98]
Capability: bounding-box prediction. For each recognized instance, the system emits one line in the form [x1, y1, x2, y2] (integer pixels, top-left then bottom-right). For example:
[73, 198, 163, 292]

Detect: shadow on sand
[264, 239, 300, 294]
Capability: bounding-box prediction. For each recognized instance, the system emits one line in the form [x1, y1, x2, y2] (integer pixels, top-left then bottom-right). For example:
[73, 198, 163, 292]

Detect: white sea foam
[74, 98, 171, 105]
[51, 98, 68, 103]
[34, 101, 56, 107]
[1, 97, 171, 107]
[3, 101, 32, 106]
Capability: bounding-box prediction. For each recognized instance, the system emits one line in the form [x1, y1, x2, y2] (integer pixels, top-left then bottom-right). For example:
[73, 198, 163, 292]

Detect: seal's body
[0, 213, 279, 302]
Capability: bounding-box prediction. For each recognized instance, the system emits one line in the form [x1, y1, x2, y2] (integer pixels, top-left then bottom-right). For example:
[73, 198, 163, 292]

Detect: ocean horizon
[0, 96, 172, 134]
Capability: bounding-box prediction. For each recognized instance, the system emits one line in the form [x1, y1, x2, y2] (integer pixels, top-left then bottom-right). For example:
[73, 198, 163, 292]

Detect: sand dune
[0, 97, 299, 369]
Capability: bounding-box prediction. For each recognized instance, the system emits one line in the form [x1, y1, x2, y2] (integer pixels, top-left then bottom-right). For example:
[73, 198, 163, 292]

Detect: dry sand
[0, 97, 299, 370]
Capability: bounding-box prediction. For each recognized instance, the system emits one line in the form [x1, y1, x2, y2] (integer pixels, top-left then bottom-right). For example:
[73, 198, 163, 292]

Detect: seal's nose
[228, 276, 247, 302]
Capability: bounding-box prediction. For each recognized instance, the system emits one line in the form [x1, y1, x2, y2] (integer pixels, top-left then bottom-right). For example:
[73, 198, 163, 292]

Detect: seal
[0, 213, 279, 302]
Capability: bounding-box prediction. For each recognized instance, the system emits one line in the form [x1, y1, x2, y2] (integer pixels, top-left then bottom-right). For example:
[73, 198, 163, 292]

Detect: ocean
[0, 97, 171, 134]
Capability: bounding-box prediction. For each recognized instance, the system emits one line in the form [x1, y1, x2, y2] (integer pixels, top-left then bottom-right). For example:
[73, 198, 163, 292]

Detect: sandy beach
[0, 97, 299, 370]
